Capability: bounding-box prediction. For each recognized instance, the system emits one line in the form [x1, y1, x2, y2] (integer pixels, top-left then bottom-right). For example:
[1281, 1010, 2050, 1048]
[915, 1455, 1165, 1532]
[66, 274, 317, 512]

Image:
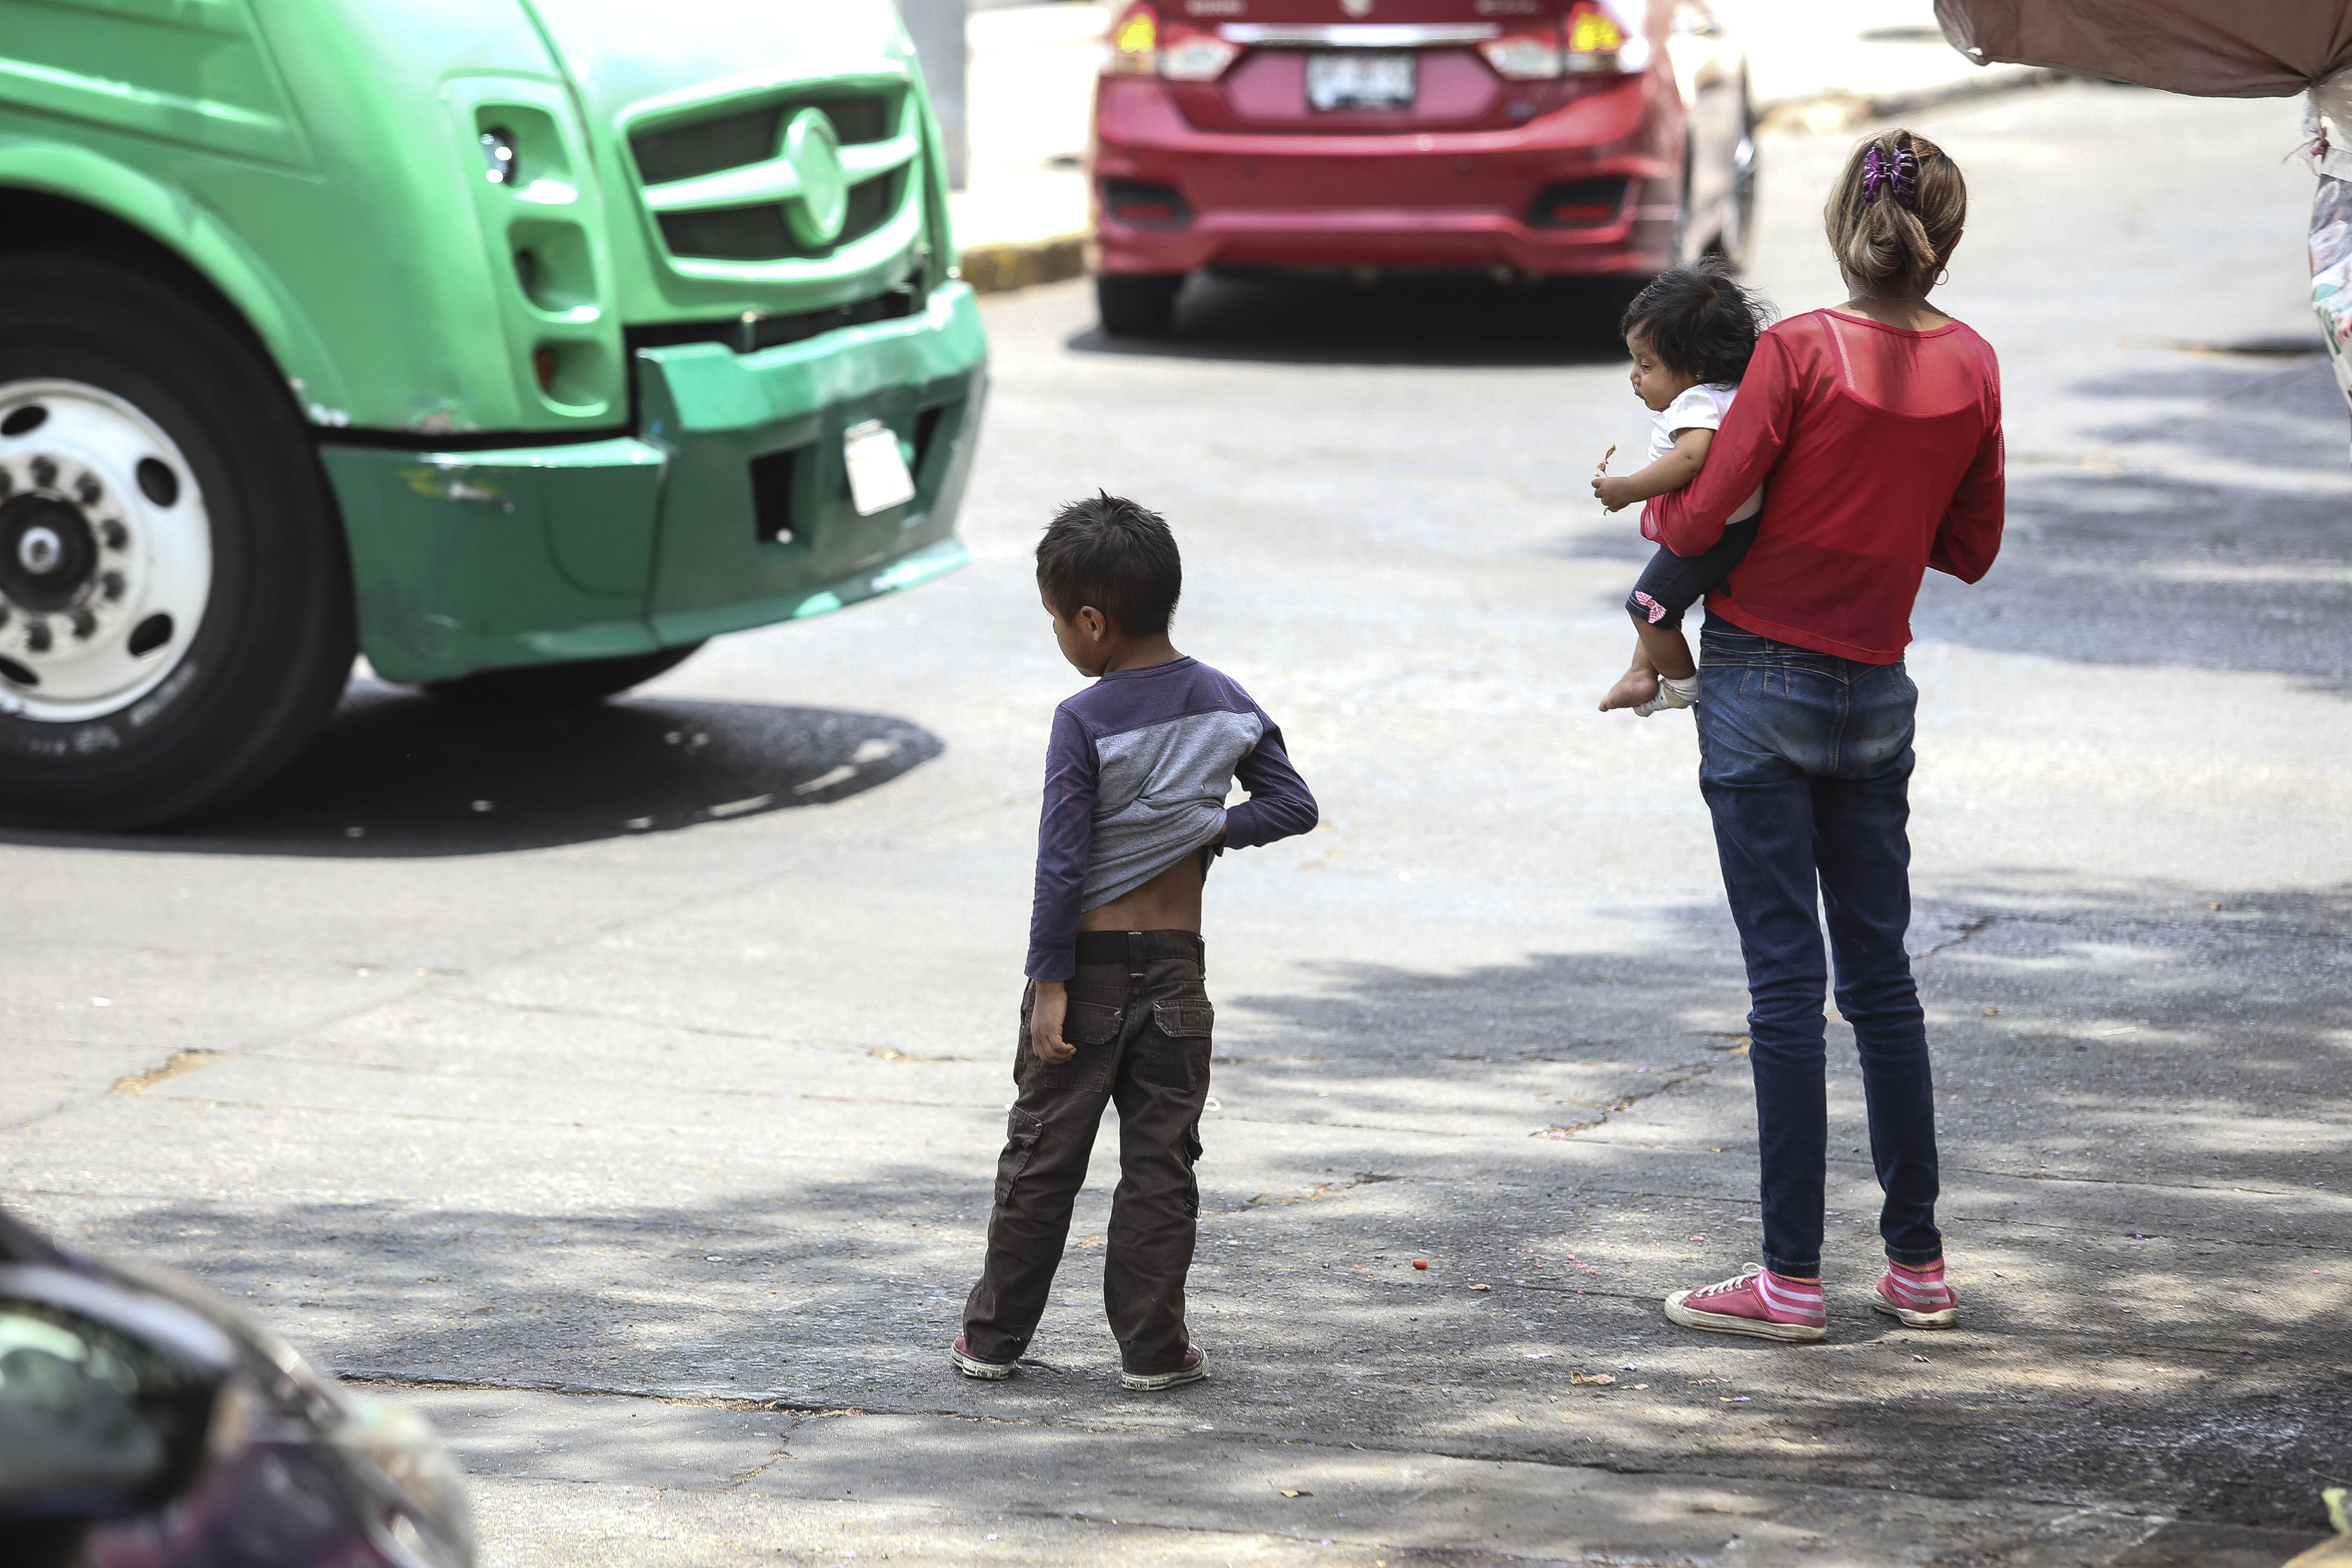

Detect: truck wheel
[1096, 274, 1184, 337]
[0, 257, 353, 829]
[423, 644, 704, 707]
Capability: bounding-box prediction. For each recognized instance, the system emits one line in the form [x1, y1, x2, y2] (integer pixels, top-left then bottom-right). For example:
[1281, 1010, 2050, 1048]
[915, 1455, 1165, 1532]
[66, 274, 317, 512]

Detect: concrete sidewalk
[8, 77, 2346, 1568]
[949, 0, 2064, 291]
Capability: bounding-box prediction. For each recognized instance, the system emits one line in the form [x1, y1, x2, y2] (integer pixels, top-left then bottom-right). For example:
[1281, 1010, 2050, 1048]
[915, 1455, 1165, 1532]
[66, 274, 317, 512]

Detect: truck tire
[422, 643, 704, 707]
[0, 255, 355, 828]
[1096, 274, 1183, 337]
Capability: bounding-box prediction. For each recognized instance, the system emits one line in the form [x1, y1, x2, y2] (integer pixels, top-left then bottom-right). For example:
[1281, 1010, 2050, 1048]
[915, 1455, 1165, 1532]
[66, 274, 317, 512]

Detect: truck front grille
[631, 92, 900, 184]
[654, 169, 907, 262]
[628, 85, 920, 266]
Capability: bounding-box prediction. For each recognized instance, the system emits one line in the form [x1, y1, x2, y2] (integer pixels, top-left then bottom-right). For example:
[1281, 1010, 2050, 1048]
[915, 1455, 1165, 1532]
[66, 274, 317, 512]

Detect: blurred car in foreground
[1087, 0, 1756, 334]
[0, 1210, 471, 1568]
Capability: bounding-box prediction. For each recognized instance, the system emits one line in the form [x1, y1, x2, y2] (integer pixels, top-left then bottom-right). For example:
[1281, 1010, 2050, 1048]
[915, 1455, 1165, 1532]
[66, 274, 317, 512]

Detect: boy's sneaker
[949, 1334, 1017, 1380]
[1663, 1265, 1827, 1342]
[1121, 1347, 1207, 1391]
[1871, 1260, 1959, 1328]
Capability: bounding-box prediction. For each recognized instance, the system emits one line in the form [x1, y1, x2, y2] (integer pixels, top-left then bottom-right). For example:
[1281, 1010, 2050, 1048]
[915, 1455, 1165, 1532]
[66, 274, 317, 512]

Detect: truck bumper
[320, 282, 988, 685]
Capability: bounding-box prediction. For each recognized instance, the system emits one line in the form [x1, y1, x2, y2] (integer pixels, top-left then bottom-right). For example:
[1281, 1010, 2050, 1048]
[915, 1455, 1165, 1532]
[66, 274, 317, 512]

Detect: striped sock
[1883, 1259, 1954, 1309]
[1758, 1268, 1827, 1325]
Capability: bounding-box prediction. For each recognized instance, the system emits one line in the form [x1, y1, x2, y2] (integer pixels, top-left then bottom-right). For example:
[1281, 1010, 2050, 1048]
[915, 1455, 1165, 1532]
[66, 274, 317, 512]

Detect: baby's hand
[1592, 473, 1637, 512]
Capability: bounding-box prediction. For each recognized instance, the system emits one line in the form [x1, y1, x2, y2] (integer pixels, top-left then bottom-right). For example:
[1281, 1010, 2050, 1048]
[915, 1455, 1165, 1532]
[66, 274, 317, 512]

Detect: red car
[1087, 0, 1756, 334]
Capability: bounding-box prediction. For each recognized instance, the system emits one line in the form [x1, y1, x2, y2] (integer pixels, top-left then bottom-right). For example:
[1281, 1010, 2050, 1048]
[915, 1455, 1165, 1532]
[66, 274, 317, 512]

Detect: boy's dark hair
[1036, 492, 1182, 634]
[1619, 262, 1771, 385]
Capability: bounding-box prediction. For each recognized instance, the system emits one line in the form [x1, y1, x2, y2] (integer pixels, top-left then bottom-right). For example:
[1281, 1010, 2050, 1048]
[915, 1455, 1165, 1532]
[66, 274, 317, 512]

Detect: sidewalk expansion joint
[1936, 1161, 2346, 1199]
[336, 1370, 864, 1416]
[337, 1368, 2169, 1510]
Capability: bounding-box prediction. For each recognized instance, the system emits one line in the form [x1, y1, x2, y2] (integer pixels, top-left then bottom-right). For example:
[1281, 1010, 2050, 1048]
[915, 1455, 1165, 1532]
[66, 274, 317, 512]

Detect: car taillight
[1106, 2, 1158, 74]
[1562, 0, 1651, 73]
[1476, 27, 1565, 80]
[1102, 1, 1241, 82]
[1162, 29, 1241, 80]
[1476, 0, 1652, 83]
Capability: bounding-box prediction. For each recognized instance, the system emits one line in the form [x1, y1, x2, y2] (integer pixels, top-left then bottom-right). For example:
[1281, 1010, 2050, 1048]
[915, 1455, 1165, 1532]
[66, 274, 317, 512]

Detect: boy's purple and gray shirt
[1027, 656, 1318, 982]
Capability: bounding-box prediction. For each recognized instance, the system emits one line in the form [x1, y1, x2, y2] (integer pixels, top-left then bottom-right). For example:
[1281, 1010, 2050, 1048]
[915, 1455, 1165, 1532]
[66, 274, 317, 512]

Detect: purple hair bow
[1862, 144, 1918, 208]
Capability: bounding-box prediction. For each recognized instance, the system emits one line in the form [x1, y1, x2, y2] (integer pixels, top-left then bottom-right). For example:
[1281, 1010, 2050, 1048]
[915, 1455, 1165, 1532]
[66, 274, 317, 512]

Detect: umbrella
[1934, 1, 2352, 434]
[1932, 2, 2352, 98]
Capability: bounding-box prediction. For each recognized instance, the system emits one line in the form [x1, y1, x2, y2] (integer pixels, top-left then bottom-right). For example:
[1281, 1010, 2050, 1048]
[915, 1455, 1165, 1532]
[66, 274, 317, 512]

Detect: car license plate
[842, 419, 916, 517]
[1305, 50, 1416, 112]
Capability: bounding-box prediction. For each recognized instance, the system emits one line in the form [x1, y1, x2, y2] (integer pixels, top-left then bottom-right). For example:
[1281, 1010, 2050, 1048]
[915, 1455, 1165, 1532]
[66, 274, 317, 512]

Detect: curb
[1757, 65, 2070, 135]
[959, 232, 1087, 295]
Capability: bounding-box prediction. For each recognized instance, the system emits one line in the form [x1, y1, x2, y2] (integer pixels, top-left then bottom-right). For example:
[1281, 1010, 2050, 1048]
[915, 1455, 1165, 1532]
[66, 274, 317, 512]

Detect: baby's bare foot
[1599, 668, 1660, 712]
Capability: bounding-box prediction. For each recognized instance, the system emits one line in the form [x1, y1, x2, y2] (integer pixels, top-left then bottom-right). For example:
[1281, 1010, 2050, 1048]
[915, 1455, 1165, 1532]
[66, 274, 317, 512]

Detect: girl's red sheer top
[1642, 309, 2005, 664]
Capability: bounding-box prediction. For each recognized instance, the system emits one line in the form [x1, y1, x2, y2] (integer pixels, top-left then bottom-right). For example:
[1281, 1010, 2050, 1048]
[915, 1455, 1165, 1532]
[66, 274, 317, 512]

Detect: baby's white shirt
[1648, 382, 1763, 524]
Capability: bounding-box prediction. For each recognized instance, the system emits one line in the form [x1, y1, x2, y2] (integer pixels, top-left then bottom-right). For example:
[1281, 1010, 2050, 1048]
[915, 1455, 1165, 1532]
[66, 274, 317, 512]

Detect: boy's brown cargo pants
[960, 929, 1213, 1377]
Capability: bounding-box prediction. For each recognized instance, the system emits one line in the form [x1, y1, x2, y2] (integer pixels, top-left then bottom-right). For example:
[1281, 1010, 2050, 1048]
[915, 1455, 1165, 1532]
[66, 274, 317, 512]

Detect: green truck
[0, 0, 986, 827]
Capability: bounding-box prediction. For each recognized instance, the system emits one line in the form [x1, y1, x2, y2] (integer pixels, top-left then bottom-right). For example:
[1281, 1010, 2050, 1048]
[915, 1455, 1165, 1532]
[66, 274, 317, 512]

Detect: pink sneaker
[1664, 1265, 1827, 1342]
[1871, 1259, 1958, 1328]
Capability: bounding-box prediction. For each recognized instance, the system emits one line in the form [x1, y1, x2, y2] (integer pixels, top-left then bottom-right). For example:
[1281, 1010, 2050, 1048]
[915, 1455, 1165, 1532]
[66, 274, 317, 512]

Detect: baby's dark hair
[1036, 492, 1182, 634]
[1618, 262, 1771, 384]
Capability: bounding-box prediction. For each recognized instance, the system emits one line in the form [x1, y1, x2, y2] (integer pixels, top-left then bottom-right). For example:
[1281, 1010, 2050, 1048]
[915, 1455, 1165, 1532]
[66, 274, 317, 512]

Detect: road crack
[111, 1048, 222, 1094]
[1530, 1059, 1724, 1141]
[1912, 914, 1995, 959]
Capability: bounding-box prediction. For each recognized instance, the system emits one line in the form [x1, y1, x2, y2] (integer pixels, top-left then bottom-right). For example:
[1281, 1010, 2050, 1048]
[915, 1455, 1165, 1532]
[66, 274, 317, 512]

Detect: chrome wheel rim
[1722, 110, 1758, 265]
[0, 380, 211, 723]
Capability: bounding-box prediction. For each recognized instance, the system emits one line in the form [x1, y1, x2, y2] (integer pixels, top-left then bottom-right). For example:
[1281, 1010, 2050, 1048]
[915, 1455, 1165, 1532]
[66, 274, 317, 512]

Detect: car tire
[422, 643, 704, 707]
[1670, 138, 1700, 268]
[1096, 274, 1184, 337]
[0, 255, 355, 829]
[1712, 83, 1759, 272]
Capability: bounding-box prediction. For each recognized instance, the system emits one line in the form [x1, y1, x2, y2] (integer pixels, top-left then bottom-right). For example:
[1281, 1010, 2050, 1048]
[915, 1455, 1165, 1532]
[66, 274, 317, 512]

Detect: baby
[1593, 265, 1772, 715]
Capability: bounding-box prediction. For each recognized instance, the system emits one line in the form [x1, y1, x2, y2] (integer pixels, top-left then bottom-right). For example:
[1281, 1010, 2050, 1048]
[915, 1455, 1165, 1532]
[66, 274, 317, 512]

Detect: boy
[951, 493, 1318, 1391]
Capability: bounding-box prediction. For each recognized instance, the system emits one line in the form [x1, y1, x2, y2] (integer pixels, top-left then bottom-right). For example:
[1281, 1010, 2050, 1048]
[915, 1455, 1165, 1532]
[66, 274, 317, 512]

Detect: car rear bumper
[322, 283, 987, 684]
[1097, 204, 1676, 276]
[1090, 75, 1678, 277]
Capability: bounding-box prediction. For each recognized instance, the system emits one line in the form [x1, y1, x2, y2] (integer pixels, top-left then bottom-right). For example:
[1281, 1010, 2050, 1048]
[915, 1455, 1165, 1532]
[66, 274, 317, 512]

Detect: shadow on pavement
[1913, 356, 2352, 689]
[0, 679, 943, 858]
[49, 881, 2349, 1536]
[1066, 272, 1636, 368]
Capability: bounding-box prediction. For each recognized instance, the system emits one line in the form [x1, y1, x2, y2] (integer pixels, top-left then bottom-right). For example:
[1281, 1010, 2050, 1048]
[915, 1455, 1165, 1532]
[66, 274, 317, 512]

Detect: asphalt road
[8, 83, 2350, 1567]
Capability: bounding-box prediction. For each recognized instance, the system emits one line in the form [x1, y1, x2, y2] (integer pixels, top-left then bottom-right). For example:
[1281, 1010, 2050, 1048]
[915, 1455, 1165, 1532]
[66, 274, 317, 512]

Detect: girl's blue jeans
[1695, 618, 1944, 1278]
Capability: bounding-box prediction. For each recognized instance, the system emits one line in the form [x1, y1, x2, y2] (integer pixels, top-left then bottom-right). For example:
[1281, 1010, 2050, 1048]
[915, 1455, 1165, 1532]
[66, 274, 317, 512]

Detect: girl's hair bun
[1826, 130, 1966, 296]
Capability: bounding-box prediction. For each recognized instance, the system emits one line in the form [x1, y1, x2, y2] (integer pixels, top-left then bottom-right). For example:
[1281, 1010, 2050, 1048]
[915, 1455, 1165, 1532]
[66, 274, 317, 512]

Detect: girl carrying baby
[1623, 131, 2006, 1341]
